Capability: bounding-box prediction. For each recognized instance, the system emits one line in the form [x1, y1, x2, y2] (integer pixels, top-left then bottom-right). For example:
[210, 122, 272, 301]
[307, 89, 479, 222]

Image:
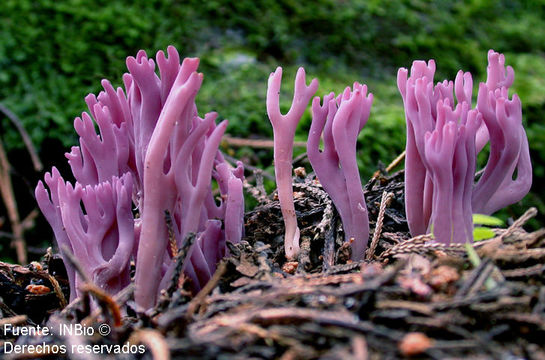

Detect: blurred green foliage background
[1, 0, 544, 259]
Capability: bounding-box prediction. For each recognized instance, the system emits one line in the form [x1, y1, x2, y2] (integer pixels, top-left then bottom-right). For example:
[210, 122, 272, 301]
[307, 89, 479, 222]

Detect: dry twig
[366, 191, 394, 260]
[187, 260, 228, 318]
[0, 138, 27, 264]
[129, 329, 171, 360]
[223, 135, 306, 149]
[80, 283, 122, 327]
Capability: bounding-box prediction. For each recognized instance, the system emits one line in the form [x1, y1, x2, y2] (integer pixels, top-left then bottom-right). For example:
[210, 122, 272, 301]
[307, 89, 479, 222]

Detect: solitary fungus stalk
[398, 50, 532, 243]
[36, 46, 245, 311]
[267, 67, 318, 260]
[308, 83, 373, 259]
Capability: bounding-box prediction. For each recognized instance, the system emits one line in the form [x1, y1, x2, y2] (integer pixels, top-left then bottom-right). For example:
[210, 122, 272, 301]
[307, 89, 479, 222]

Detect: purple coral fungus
[36, 46, 244, 311]
[398, 50, 532, 243]
[308, 83, 373, 259]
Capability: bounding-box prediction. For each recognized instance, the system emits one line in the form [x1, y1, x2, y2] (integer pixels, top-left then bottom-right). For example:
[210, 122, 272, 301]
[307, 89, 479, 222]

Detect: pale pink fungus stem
[135, 65, 203, 310]
[266, 67, 318, 260]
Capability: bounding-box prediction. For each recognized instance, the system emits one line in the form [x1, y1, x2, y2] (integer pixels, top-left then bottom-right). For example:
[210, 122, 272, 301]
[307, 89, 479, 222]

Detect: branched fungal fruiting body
[36, 46, 245, 311]
[398, 50, 532, 244]
[308, 83, 373, 260]
[266, 67, 318, 260]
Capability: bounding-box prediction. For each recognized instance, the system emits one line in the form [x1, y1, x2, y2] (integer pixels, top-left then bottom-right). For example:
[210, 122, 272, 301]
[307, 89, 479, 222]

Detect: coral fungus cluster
[398, 50, 532, 244]
[36, 46, 531, 309]
[36, 47, 244, 310]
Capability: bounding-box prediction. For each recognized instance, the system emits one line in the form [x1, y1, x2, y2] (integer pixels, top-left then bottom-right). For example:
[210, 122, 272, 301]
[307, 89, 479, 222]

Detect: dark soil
[1, 169, 545, 359]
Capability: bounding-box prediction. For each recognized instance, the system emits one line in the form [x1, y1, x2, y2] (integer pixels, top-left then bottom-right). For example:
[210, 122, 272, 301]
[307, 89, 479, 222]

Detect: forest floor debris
[1, 169, 544, 359]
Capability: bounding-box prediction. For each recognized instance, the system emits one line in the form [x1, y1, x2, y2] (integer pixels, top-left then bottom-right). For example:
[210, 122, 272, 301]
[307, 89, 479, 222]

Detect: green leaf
[464, 243, 497, 290]
[465, 242, 481, 267]
[472, 214, 505, 227]
[473, 227, 496, 241]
